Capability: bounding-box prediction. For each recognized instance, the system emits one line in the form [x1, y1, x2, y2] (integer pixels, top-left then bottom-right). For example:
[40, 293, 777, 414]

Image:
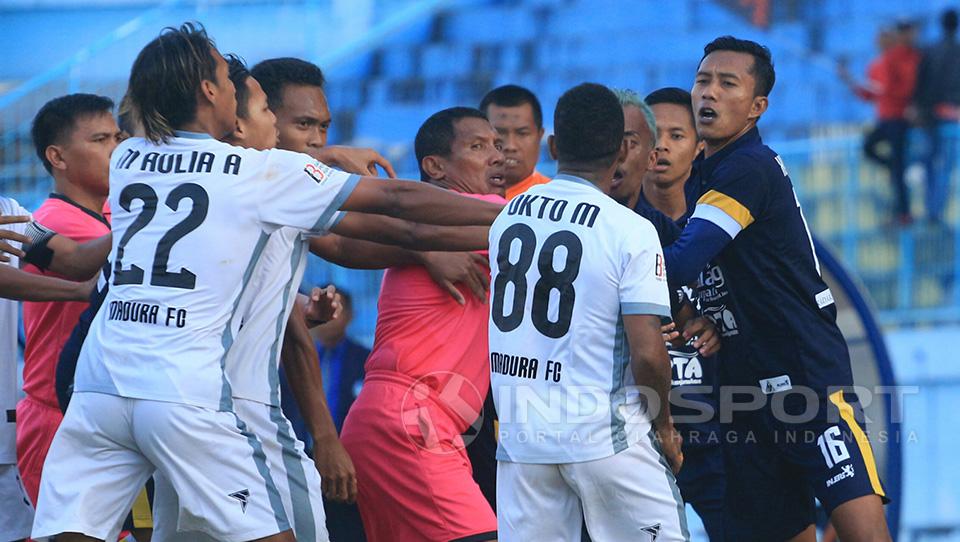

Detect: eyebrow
[623, 130, 643, 137]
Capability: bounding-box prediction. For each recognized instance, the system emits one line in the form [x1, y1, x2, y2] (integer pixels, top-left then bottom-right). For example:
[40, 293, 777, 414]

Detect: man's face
[647, 103, 700, 187]
[210, 50, 238, 138]
[435, 117, 505, 194]
[485, 102, 543, 187]
[610, 105, 655, 206]
[236, 77, 279, 151]
[692, 50, 762, 145]
[274, 84, 331, 154]
[58, 112, 122, 197]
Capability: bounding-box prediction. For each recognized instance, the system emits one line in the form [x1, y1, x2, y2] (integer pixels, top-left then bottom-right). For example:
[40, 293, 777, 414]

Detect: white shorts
[31, 392, 292, 542]
[496, 428, 689, 542]
[0, 463, 34, 541]
[153, 398, 328, 542]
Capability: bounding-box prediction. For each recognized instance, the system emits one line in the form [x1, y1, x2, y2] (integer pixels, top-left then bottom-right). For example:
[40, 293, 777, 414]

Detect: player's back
[489, 175, 669, 464]
[75, 133, 358, 410]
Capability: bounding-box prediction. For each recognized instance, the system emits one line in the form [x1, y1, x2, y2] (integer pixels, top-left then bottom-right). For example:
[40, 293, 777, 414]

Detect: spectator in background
[841, 23, 920, 224]
[480, 84, 548, 199]
[914, 8, 960, 223]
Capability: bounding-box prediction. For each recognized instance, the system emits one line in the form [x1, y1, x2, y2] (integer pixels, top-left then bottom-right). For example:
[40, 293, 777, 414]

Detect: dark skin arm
[280, 303, 357, 503]
[330, 212, 489, 252]
[661, 301, 721, 357]
[0, 265, 94, 302]
[623, 313, 683, 474]
[341, 177, 503, 226]
[20, 234, 111, 281]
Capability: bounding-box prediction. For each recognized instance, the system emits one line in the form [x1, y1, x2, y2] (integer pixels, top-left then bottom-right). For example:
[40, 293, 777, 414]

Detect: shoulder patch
[304, 161, 334, 184]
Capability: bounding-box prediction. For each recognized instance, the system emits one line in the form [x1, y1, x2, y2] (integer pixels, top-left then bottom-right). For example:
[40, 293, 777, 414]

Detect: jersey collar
[48, 193, 109, 227]
[552, 173, 602, 193]
[173, 130, 214, 140]
[691, 126, 762, 191]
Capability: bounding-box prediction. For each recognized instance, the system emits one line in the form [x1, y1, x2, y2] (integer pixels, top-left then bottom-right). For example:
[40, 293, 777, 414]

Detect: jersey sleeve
[690, 159, 770, 239]
[254, 149, 361, 234]
[619, 219, 671, 317]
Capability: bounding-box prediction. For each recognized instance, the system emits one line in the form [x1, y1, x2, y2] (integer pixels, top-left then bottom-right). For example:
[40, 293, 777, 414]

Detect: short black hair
[701, 36, 776, 97]
[644, 87, 696, 128]
[225, 54, 252, 119]
[250, 58, 326, 112]
[553, 83, 624, 165]
[943, 9, 959, 34]
[415, 107, 488, 181]
[32, 93, 114, 174]
[479, 84, 543, 129]
[128, 22, 219, 143]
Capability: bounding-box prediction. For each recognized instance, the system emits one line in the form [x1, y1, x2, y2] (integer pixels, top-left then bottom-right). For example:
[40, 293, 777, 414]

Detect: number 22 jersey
[488, 174, 670, 464]
[74, 132, 359, 411]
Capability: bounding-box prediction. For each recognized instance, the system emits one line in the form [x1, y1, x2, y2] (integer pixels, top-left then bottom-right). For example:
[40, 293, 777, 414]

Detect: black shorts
[723, 390, 889, 541]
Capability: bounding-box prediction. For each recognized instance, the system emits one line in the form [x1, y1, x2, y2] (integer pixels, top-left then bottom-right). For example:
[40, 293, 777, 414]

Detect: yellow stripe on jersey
[697, 190, 755, 229]
[829, 390, 886, 498]
[131, 486, 154, 529]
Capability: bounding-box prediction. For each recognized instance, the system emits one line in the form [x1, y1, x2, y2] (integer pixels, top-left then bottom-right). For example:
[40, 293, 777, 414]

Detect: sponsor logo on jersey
[825, 464, 855, 488]
[759, 375, 792, 394]
[304, 162, 332, 184]
[670, 350, 703, 386]
[655, 254, 666, 281]
[228, 489, 250, 513]
[816, 288, 835, 309]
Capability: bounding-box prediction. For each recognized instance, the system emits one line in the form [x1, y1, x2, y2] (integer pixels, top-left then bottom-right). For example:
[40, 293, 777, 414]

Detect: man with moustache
[664, 36, 891, 542]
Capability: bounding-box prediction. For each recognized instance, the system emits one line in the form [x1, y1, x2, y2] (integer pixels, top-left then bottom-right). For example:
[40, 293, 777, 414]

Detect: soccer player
[18, 93, 121, 506]
[489, 83, 686, 541]
[253, 56, 492, 304]
[480, 84, 549, 199]
[339, 107, 505, 542]
[642, 87, 724, 541]
[31, 23, 502, 542]
[664, 36, 892, 541]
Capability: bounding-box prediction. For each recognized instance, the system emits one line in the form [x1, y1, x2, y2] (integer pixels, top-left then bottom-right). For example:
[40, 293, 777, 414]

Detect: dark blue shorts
[677, 445, 724, 541]
[723, 390, 889, 541]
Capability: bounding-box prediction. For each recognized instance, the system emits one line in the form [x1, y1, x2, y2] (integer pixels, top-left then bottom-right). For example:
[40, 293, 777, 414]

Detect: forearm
[343, 178, 503, 226]
[332, 213, 488, 252]
[309, 235, 420, 269]
[281, 305, 340, 442]
[624, 314, 673, 428]
[0, 265, 88, 302]
[42, 234, 111, 280]
[664, 218, 730, 290]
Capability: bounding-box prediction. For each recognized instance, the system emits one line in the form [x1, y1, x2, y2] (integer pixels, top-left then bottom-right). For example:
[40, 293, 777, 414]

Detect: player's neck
[178, 109, 230, 140]
[556, 166, 608, 191]
[703, 121, 756, 158]
[53, 178, 106, 215]
[641, 177, 687, 221]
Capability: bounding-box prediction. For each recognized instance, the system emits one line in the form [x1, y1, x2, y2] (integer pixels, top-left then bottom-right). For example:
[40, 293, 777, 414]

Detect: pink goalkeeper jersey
[22, 195, 110, 407]
[364, 192, 504, 432]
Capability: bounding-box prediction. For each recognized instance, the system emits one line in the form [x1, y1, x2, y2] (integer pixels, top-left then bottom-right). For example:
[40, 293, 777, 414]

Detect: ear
[45, 145, 68, 172]
[646, 146, 657, 171]
[199, 78, 218, 106]
[547, 134, 558, 160]
[696, 139, 706, 155]
[421, 155, 444, 181]
[749, 95, 769, 121]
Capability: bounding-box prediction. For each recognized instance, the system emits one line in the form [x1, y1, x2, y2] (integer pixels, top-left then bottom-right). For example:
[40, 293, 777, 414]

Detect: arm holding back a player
[0, 214, 95, 302]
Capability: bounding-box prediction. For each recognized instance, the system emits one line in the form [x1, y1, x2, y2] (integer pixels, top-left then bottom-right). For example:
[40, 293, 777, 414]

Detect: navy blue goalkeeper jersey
[683, 127, 853, 395]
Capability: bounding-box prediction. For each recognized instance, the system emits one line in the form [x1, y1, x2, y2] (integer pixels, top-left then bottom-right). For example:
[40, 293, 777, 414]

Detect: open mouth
[698, 107, 718, 123]
[504, 157, 520, 168]
[489, 174, 504, 185]
[653, 158, 671, 172]
[611, 169, 624, 188]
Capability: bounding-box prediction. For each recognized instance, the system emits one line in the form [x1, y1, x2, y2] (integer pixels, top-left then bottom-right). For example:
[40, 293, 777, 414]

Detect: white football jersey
[0, 197, 30, 464]
[226, 217, 338, 407]
[488, 175, 670, 464]
[74, 132, 359, 410]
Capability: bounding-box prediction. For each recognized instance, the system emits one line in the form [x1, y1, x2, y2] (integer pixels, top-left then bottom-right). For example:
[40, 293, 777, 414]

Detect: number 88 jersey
[488, 174, 671, 464]
[74, 133, 359, 411]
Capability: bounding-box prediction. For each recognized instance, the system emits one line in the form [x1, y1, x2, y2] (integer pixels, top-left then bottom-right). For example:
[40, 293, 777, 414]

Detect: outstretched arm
[341, 177, 503, 226]
[331, 212, 489, 252]
[0, 265, 93, 302]
[23, 223, 111, 280]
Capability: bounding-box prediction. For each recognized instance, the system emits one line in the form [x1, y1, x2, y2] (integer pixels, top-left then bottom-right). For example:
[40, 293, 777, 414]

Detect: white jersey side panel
[0, 197, 30, 464]
[74, 134, 359, 410]
[488, 175, 670, 464]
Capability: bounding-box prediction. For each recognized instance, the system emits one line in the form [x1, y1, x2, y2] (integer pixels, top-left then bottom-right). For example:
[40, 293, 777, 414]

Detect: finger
[336, 474, 350, 502]
[0, 241, 26, 259]
[464, 267, 486, 301]
[310, 286, 322, 302]
[659, 322, 676, 334]
[346, 474, 358, 503]
[468, 252, 490, 266]
[0, 230, 32, 244]
[467, 254, 491, 291]
[377, 156, 398, 179]
[321, 474, 334, 499]
[0, 215, 30, 225]
[443, 280, 466, 305]
[662, 331, 681, 342]
[0, 254, 9, 263]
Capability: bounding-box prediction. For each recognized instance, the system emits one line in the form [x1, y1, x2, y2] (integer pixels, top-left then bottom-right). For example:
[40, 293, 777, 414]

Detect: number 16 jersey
[74, 132, 359, 411]
[488, 174, 670, 464]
